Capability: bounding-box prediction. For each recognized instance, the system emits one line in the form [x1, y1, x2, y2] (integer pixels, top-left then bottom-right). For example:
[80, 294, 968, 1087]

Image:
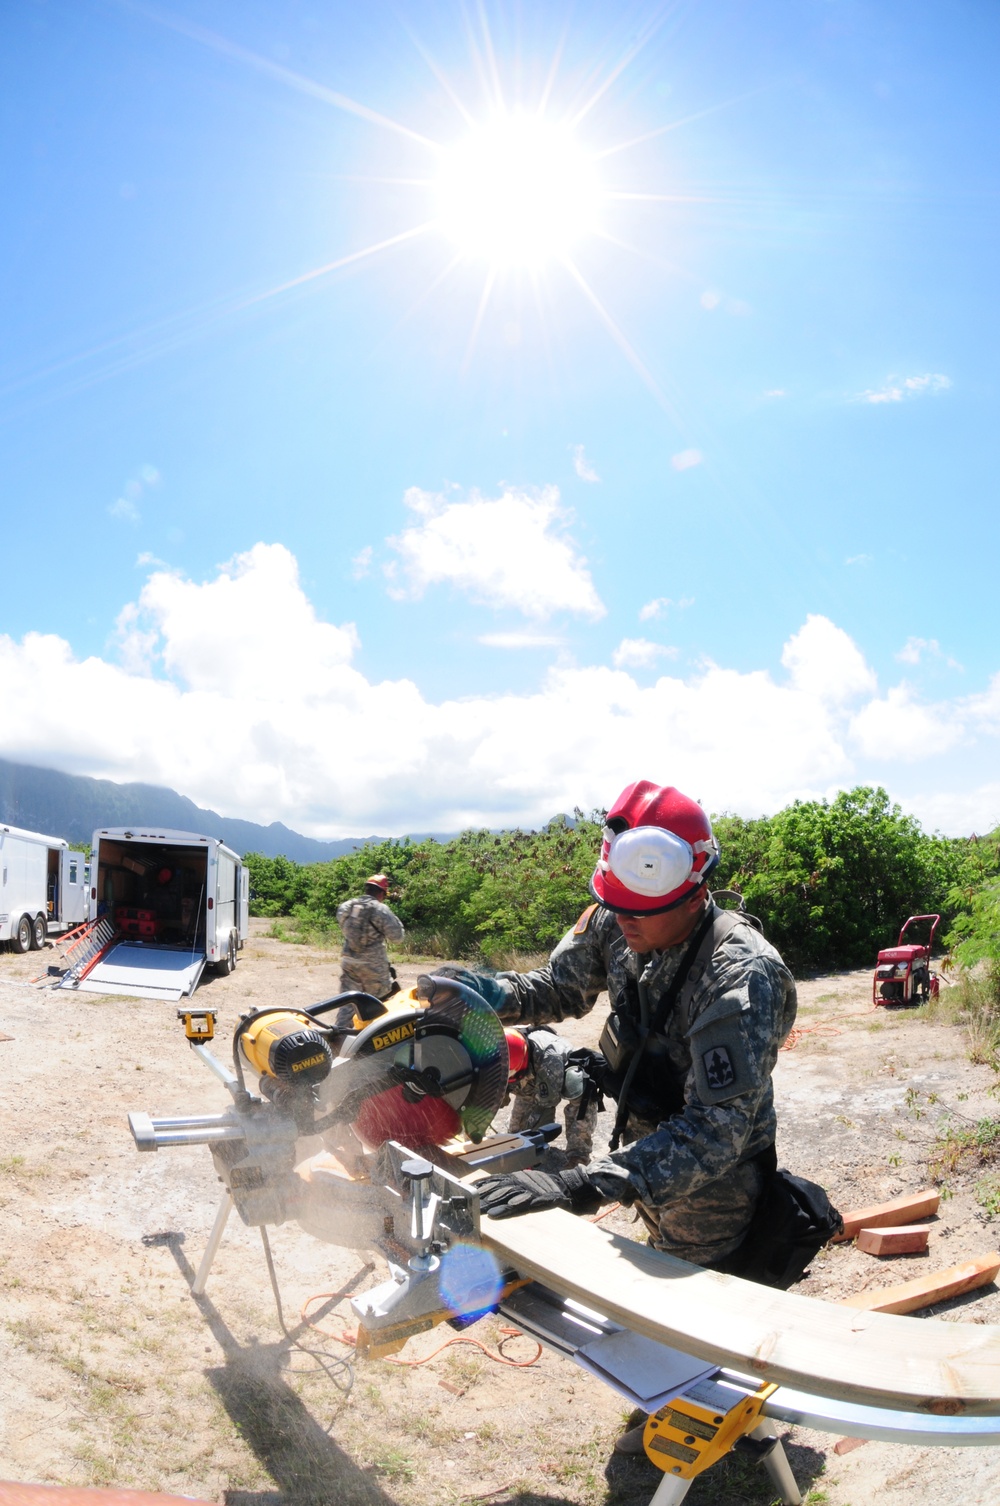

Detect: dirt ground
[2, 921, 1000, 1506]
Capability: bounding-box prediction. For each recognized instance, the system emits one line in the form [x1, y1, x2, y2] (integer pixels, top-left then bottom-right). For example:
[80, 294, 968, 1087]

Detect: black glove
[476, 1166, 604, 1219]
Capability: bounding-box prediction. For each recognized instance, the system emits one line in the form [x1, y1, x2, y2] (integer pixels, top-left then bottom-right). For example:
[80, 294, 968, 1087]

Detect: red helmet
[590, 781, 719, 915]
[365, 873, 390, 896]
[504, 1029, 529, 1077]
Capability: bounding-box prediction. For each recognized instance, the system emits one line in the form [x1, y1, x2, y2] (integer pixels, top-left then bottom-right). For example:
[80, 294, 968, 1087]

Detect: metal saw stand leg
[648, 1474, 693, 1506]
[749, 1420, 802, 1505]
[192, 1190, 233, 1296]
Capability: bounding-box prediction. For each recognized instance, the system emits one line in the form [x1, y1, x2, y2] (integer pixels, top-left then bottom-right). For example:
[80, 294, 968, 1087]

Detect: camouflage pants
[625, 1117, 768, 1268]
[509, 1090, 597, 1163]
[340, 952, 394, 1001]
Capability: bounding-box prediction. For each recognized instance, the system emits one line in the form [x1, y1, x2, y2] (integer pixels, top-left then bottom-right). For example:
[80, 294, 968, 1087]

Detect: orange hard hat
[365, 873, 390, 895]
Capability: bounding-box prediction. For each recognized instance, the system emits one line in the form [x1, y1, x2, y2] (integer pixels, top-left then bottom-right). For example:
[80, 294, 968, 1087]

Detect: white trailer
[0, 824, 88, 952]
[62, 827, 249, 1002]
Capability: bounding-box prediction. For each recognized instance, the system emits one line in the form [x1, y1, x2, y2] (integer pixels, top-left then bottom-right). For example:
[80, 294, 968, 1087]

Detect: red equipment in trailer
[873, 914, 941, 1006]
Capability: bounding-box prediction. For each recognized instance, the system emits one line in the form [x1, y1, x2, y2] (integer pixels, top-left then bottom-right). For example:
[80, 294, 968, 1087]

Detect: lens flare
[435, 114, 603, 269]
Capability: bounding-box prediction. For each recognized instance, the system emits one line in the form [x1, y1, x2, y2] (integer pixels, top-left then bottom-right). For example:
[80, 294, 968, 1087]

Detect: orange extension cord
[299, 1293, 542, 1368]
[781, 1023, 841, 1050]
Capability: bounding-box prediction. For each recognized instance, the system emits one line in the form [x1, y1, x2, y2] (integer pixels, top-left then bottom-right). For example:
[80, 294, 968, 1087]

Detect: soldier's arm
[492, 909, 611, 1026]
[587, 956, 796, 1206]
[373, 901, 405, 943]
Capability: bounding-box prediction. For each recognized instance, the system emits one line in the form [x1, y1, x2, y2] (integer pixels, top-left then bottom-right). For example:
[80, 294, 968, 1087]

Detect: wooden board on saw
[481, 1208, 1000, 1414]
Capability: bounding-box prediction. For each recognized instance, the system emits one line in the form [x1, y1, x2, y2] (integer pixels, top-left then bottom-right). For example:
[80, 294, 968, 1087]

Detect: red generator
[873, 914, 941, 1006]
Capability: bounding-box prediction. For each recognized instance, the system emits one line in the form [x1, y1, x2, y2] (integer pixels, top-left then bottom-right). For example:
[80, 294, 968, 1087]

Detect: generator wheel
[11, 915, 32, 953]
[31, 914, 47, 949]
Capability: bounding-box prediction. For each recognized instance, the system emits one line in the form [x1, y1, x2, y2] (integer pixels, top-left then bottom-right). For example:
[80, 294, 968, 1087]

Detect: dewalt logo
[291, 1053, 327, 1073]
[372, 1021, 416, 1051]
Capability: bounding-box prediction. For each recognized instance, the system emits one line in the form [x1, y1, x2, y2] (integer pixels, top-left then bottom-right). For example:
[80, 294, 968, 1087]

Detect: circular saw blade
[328, 976, 509, 1145]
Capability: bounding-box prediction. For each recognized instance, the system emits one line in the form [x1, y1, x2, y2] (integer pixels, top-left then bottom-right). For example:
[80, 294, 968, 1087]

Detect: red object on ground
[0, 1488, 211, 1506]
[353, 1084, 461, 1147]
[872, 914, 941, 1007]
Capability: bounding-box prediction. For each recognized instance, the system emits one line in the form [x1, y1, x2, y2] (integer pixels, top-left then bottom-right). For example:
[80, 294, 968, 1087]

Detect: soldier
[504, 1027, 598, 1167]
[450, 781, 799, 1451]
[336, 874, 405, 1001]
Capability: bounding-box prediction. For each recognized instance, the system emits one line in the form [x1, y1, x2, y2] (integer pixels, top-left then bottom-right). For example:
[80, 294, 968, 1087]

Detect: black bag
[717, 1152, 843, 1289]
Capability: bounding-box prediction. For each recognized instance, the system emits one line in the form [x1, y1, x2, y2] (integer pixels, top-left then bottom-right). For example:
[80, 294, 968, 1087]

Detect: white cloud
[670, 449, 703, 472]
[905, 784, 1000, 837]
[107, 464, 161, 525]
[763, 389, 786, 399]
[612, 638, 679, 669]
[859, 373, 951, 405]
[478, 632, 566, 649]
[386, 485, 605, 620]
[352, 545, 373, 580]
[700, 289, 749, 316]
[781, 614, 877, 703]
[639, 595, 694, 623]
[571, 445, 600, 483]
[895, 637, 962, 671]
[849, 687, 964, 761]
[845, 553, 873, 567]
[1, 547, 998, 837]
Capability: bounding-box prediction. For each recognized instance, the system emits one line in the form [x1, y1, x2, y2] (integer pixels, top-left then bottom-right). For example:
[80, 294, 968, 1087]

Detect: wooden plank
[857, 1224, 930, 1257]
[481, 1208, 1000, 1412]
[841, 1254, 1000, 1315]
[833, 1188, 940, 1242]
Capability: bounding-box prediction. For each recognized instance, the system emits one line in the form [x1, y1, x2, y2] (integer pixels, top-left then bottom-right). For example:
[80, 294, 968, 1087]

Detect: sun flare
[434, 114, 603, 270]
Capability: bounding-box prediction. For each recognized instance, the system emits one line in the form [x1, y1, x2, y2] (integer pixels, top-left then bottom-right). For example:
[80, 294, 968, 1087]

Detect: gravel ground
[1, 924, 999, 1506]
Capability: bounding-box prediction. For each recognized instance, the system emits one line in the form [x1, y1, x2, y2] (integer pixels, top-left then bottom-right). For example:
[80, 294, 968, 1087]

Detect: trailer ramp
[62, 941, 207, 1001]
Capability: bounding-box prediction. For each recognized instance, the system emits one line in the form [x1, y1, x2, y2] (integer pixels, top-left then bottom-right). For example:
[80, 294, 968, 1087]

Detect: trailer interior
[94, 839, 208, 951]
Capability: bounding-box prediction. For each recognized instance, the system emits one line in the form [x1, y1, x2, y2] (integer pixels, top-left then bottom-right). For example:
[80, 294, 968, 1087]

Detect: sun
[434, 114, 604, 271]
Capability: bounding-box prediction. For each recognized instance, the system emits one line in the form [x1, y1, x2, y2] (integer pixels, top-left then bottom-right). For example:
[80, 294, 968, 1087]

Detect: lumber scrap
[857, 1224, 930, 1257]
[480, 1208, 1000, 1413]
[841, 1253, 1000, 1315]
[833, 1188, 939, 1242]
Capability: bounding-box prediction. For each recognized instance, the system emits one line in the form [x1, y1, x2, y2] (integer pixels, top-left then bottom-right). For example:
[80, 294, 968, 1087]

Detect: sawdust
[1, 926, 999, 1506]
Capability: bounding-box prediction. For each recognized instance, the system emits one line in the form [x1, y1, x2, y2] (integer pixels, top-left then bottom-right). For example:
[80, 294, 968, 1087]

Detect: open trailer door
[65, 940, 207, 1001]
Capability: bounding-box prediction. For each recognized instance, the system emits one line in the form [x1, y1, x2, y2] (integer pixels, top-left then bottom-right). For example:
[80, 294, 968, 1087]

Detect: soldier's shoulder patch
[573, 902, 599, 935]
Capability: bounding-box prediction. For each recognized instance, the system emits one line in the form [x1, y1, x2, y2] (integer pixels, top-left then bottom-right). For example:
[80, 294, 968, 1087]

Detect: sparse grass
[975, 1173, 1000, 1218]
[372, 1443, 416, 1480]
[929, 1116, 1000, 1182]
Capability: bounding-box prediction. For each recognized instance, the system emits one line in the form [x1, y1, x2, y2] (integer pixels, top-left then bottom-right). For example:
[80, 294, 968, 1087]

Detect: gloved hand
[476, 1166, 604, 1219]
[429, 965, 509, 1014]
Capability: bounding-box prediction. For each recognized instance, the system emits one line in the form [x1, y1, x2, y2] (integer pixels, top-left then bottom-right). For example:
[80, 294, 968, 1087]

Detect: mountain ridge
[0, 758, 397, 861]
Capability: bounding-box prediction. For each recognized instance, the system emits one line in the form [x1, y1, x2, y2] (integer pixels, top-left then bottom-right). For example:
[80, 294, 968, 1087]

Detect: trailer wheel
[30, 914, 47, 950]
[215, 932, 237, 976]
[11, 916, 32, 953]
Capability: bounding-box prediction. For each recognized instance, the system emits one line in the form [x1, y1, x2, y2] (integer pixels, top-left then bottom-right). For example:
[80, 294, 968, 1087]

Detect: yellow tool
[177, 1007, 216, 1043]
[643, 1376, 778, 1480]
[238, 1009, 334, 1086]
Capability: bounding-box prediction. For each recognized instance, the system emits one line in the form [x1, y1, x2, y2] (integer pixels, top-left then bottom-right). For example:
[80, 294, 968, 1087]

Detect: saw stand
[647, 1420, 800, 1505]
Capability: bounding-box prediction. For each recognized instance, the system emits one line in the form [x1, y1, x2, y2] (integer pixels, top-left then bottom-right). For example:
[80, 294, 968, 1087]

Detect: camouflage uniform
[336, 894, 405, 1000]
[493, 900, 797, 1267]
[507, 1028, 598, 1164]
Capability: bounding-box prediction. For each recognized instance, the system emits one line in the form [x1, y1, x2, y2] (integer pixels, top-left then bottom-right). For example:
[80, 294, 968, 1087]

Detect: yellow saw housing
[239, 1010, 333, 1086]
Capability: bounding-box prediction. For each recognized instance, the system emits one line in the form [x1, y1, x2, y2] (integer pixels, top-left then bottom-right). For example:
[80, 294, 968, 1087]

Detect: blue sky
[2, 0, 999, 836]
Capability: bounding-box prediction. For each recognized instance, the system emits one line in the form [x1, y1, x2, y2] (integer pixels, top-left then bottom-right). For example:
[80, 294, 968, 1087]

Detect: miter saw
[129, 975, 556, 1356]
